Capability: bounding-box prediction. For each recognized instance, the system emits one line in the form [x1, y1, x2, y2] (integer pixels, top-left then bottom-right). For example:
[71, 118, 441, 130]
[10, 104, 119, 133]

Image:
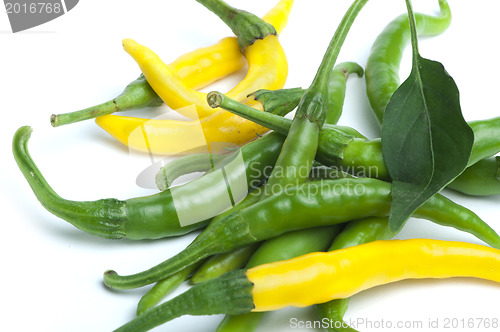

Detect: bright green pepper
[364, 0, 451, 125]
[447, 156, 500, 196]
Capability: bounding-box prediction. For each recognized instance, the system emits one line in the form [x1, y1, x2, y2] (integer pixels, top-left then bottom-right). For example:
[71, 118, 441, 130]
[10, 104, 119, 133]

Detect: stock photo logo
[4, 0, 79, 32]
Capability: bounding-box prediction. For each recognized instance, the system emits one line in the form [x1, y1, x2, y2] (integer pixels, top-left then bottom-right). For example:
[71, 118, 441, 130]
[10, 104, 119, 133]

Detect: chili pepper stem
[51, 100, 117, 127]
[51, 75, 162, 127]
[114, 270, 254, 332]
[250, 87, 305, 114]
[196, 0, 276, 51]
[207, 91, 291, 133]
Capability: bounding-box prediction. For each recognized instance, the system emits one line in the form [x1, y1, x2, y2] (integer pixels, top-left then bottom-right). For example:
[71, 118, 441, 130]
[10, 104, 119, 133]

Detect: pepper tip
[122, 38, 137, 52]
[103, 270, 119, 288]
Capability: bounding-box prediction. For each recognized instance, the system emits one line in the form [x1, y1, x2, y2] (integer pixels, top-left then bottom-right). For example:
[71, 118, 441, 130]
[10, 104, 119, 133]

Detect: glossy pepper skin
[365, 0, 451, 125]
[103, 177, 500, 289]
[112, 239, 500, 332]
[50, 0, 292, 127]
[13, 126, 284, 240]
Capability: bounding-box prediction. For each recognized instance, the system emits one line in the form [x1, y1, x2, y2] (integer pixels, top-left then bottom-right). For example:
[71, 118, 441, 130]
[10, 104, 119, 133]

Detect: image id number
[5, 2, 62, 14]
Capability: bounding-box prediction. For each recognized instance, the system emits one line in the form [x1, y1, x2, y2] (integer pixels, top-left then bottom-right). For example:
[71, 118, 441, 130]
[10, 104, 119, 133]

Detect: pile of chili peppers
[13, 0, 500, 331]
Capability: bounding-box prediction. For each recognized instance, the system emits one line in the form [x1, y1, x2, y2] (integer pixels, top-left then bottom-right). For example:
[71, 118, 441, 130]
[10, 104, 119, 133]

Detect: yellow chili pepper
[247, 238, 500, 311]
[123, 36, 287, 120]
[96, 0, 293, 155]
[167, 0, 292, 92]
[96, 100, 266, 155]
[113, 239, 500, 332]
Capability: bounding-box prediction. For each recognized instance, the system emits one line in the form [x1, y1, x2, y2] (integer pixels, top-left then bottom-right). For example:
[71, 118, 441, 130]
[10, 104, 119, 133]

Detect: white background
[1, 1, 500, 331]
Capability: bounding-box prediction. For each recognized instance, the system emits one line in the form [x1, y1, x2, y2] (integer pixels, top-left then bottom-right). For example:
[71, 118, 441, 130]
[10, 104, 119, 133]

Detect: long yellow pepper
[123, 34, 287, 119]
[113, 239, 500, 332]
[96, 100, 266, 155]
[247, 239, 500, 311]
[168, 0, 292, 92]
[96, 0, 293, 155]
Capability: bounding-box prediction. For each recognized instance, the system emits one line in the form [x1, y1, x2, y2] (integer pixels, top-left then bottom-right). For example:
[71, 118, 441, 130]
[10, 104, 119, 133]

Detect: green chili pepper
[447, 156, 500, 196]
[315, 217, 395, 332]
[326, 63, 363, 124]
[155, 153, 228, 191]
[191, 244, 260, 284]
[365, 0, 451, 125]
[103, 177, 500, 289]
[241, 9, 366, 198]
[213, 94, 500, 181]
[13, 126, 284, 240]
[136, 260, 205, 316]
[216, 226, 342, 332]
[316, 296, 358, 332]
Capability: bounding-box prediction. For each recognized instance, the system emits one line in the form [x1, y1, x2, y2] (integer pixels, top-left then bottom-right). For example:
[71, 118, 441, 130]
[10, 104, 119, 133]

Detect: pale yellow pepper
[96, 0, 293, 155]
[247, 239, 500, 311]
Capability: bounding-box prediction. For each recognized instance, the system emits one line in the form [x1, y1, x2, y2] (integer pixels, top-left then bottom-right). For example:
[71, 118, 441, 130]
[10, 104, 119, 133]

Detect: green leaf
[381, 0, 474, 232]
